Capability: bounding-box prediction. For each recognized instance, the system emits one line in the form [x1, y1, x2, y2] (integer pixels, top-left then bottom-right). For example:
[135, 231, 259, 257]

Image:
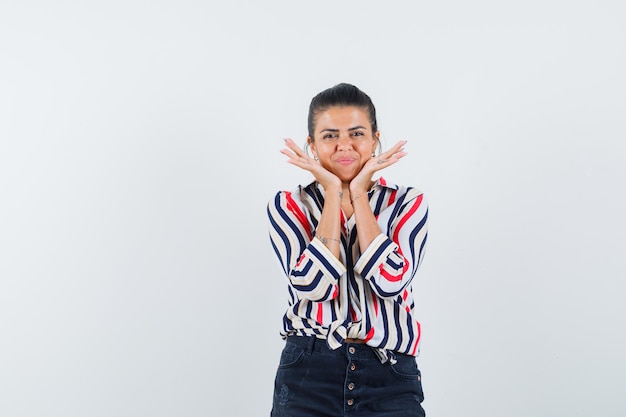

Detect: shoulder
[397, 187, 428, 211]
[377, 178, 426, 203]
[269, 182, 318, 207]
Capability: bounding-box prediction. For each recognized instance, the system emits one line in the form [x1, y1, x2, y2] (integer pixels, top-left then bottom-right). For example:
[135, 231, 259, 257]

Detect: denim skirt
[270, 336, 425, 417]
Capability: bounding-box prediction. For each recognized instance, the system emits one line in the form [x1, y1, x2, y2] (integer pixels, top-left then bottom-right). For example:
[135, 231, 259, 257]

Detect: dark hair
[307, 83, 378, 138]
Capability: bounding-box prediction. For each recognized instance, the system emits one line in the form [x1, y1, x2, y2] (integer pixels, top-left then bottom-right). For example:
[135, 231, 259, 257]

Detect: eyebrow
[319, 126, 368, 133]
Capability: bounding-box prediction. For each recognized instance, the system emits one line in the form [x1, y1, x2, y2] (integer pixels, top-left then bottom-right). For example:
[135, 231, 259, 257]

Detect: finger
[283, 138, 308, 158]
[281, 149, 319, 169]
[379, 140, 407, 159]
[387, 140, 407, 154]
[373, 149, 407, 167]
[281, 138, 298, 154]
[280, 148, 298, 160]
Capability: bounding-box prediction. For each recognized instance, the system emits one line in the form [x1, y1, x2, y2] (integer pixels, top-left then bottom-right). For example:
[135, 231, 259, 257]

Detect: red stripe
[379, 260, 409, 282]
[317, 304, 323, 324]
[392, 194, 422, 244]
[388, 189, 396, 205]
[364, 327, 375, 342]
[295, 252, 306, 267]
[371, 290, 378, 315]
[410, 321, 421, 356]
[285, 192, 312, 240]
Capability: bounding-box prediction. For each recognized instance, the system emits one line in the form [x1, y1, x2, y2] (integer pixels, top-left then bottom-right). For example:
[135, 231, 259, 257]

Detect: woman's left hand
[349, 140, 408, 197]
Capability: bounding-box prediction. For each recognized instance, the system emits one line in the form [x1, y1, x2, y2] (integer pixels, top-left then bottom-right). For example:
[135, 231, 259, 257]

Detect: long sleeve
[268, 179, 429, 360]
[267, 189, 346, 302]
[354, 190, 428, 299]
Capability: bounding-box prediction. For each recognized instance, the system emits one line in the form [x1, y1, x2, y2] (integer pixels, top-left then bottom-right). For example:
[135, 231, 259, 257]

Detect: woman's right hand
[281, 138, 342, 191]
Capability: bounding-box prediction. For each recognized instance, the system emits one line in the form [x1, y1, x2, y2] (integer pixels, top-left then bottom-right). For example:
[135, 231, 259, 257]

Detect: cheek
[314, 144, 332, 156]
[359, 142, 376, 155]
[310, 142, 322, 157]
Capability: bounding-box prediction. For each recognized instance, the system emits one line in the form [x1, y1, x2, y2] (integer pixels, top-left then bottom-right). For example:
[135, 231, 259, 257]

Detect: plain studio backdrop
[1, 1, 625, 416]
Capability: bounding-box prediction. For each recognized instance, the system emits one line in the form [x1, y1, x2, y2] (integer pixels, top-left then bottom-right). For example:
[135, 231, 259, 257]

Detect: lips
[335, 154, 358, 165]
[336, 158, 357, 165]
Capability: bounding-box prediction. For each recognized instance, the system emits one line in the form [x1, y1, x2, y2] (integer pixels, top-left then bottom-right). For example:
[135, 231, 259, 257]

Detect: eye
[351, 131, 365, 138]
[322, 133, 338, 141]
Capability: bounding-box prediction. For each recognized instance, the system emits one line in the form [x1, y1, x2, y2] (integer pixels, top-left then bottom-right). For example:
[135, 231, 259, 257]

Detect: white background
[1, 1, 625, 416]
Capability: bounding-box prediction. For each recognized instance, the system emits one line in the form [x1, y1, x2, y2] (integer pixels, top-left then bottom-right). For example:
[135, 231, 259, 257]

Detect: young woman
[267, 83, 429, 417]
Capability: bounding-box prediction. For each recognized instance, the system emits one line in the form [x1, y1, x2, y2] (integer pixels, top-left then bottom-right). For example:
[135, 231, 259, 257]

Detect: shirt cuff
[354, 233, 394, 275]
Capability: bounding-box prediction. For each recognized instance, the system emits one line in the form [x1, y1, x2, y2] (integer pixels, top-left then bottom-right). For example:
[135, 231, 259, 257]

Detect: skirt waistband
[285, 335, 375, 358]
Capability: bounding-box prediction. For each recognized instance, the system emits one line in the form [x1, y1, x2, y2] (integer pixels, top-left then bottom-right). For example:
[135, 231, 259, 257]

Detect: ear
[307, 136, 317, 158]
[373, 131, 381, 153]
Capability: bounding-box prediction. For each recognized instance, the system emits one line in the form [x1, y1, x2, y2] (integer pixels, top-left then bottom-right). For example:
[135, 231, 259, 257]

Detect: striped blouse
[267, 177, 428, 363]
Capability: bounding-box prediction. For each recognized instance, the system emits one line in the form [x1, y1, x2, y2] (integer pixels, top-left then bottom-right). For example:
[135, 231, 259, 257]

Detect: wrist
[349, 190, 368, 202]
[315, 234, 340, 247]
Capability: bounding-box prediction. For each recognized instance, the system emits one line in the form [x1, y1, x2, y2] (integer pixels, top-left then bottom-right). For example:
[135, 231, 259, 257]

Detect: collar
[307, 177, 399, 194]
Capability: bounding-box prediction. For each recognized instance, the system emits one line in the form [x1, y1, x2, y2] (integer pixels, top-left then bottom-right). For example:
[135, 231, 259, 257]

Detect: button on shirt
[267, 177, 428, 362]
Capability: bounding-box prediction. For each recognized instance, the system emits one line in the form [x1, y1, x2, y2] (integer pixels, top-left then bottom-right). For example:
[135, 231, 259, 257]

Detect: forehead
[314, 106, 370, 132]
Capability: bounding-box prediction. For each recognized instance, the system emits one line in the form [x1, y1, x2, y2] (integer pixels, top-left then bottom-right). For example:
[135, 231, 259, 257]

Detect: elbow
[293, 282, 338, 302]
[290, 269, 339, 302]
[369, 262, 412, 299]
[371, 282, 408, 299]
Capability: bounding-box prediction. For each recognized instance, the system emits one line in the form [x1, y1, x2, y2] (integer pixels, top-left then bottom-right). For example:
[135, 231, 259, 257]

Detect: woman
[267, 83, 428, 417]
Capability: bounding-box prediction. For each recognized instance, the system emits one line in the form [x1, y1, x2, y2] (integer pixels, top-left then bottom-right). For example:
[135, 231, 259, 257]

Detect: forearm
[314, 185, 343, 258]
[354, 191, 429, 298]
[350, 191, 381, 252]
[267, 190, 345, 302]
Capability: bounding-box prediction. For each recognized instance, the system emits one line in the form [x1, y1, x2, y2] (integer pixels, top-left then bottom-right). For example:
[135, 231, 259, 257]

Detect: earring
[371, 152, 376, 158]
[314, 156, 319, 161]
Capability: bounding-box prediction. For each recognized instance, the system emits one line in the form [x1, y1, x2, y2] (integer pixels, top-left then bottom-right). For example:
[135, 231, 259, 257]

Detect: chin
[331, 166, 360, 183]
[337, 174, 357, 183]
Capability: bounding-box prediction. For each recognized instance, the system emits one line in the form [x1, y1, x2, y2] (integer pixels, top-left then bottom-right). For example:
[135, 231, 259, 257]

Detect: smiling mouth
[336, 158, 356, 165]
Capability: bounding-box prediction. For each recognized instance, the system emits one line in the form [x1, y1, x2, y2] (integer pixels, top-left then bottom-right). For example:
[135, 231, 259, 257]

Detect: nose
[337, 133, 353, 150]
